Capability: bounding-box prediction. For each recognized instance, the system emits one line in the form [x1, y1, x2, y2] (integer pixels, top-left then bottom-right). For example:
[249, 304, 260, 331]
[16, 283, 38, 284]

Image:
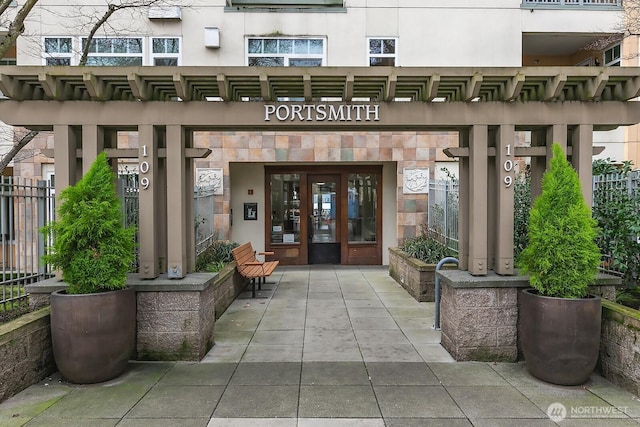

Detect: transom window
[368, 38, 397, 66]
[43, 37, 73, 66]
[604, 43, 621, 66]
[82, 37, 143, 66]
[152, 37, 181, 66]
[247, 37, 325, 66]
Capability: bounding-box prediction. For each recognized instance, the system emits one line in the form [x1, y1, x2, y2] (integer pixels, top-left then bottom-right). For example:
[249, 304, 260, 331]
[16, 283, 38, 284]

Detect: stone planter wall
[599, 300, 640, 396]
[0, 307, 55, 402]
[437, 269, 619, 362]
[24, 264, 248, 362]
[388, 247, 455, 302]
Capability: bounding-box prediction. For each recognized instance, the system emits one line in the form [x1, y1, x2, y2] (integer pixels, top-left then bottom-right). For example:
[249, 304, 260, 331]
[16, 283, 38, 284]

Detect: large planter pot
[50, 287, 136, 384]
[520, 288, 601, 386]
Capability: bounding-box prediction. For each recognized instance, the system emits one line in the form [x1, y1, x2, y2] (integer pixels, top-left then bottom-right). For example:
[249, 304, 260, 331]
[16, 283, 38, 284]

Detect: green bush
[41, 152, 137, 294]
[517, 144, 600, 298]
[402, 229, 454, 264]
[196, 240, 239, 272]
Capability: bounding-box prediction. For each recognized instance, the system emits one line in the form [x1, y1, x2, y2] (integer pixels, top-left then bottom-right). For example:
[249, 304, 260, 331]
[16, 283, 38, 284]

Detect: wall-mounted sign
[244, 202, 258, 221]
[264, 104, 380, 122]
[196, 168, 223, 195]
[403, 168, 430, 194]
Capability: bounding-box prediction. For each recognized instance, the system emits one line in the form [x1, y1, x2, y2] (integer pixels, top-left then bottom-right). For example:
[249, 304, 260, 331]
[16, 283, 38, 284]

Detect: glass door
[308, 174, 340, 264]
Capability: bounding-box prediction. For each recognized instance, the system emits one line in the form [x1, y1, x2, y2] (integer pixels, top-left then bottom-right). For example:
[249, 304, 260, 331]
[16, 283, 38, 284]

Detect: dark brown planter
[520, 288, 601, 386]
[50, 287, 136, 384]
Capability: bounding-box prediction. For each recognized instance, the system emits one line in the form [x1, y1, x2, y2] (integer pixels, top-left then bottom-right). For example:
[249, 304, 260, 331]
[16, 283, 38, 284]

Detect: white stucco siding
[521, 8, 623, 34]
[398, 9, 522, 66]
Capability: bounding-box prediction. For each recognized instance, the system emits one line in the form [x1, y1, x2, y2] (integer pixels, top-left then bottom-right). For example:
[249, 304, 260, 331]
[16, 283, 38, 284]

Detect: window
[229, 0, 343, 8]
[247, 37, 325, 66]
[82, 37, 143, 66]
[152, 37, 180, 66]
[44, 37, 73, 66]
[368, 38, 397, 66]
[269, 174, 301, 244]
[604, 43, 621, 66]
[348, 173, 377, 242]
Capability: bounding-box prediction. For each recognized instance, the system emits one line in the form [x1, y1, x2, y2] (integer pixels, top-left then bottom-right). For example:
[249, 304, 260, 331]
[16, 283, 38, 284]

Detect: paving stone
[230, 362, 301, 385]
[446, 386, 547, 419]
[301, 362, 370, 385]
[298, 385, 380, 418]
[366, 362, 439, 385]
[126, 384, 224, 419]
[214, 385, 298, 418]
[159, 362, 236, 385]
[429, 362, 511, 386]
[374, 385, 466, 418]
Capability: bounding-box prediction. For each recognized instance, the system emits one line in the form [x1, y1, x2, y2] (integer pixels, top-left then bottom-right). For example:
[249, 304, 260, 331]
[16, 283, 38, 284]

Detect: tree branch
[0, 130, 39, 173]
[0, 0, 39, 60]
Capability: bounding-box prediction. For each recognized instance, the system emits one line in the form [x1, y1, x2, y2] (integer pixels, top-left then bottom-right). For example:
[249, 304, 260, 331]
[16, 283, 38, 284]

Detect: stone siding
[212, 263, 246, 319]
[440, 283, 519, 362]
[437, 269, 618, 363]
[388, 247, 455, 302]
[599, 300, 640, 396]
[0, 307, 55, 402]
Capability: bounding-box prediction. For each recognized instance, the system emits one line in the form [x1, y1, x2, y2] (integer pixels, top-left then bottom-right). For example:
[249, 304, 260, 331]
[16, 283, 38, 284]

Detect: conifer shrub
[42, 152, 136, 294]
[517, 143, 600, 298]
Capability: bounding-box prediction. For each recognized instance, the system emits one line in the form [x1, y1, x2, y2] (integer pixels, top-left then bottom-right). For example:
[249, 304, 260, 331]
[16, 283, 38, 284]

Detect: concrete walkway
[1, 266, 640, 426]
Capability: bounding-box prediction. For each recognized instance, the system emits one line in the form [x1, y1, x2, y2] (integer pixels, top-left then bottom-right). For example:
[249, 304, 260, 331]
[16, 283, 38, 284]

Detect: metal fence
[194, 184, 217, 256]
[0, 177, 55, 312]
[0, 176, 216, 312]
[592, 170, 640, 280]
[523, 0, 622, 6]
[428, 179, 459, 255]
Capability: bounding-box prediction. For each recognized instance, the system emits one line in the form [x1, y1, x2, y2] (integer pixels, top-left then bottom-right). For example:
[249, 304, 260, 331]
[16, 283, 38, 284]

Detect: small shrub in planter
[41, 152, 137, 384]
[196, 240, 239, 272]
[517, 143, 602, 386]
[402, 229, 454, 264]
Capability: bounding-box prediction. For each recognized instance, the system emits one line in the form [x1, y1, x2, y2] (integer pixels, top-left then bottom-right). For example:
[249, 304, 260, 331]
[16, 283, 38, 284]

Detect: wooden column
[166, 125, 187, 278]
[571, 124, 594, 207]
[530, 129, 546, 202]
[184, 129, 196, 274]
[495, 124, 515, 275]
[81, 125, 104, 175]
[138, 125, 160, 279]
[469, 125, 488, 276]
[458, 128, 470, 271]
[53, 125, 79, 192]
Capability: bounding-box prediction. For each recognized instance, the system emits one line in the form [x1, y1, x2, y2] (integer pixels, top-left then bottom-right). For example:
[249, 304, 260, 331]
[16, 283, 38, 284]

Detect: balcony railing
[523, 0, 621, 7]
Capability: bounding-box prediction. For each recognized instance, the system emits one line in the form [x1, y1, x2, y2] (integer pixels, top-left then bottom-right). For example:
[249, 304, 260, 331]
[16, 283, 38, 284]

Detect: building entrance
[308, 175, 340, 264]
[266, 165, 382, 265]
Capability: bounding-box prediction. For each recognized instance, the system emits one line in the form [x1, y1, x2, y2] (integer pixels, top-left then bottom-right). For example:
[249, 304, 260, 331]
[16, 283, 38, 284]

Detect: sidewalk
[1, 266, 639, 426]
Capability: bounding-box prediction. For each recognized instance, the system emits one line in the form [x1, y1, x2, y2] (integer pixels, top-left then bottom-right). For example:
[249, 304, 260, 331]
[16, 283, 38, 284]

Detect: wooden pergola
[1, 65, 639, 278]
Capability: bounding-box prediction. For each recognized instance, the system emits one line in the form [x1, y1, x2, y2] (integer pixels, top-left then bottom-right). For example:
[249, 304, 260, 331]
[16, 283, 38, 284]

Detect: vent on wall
[204, 27, 220, 48]
[148, 6, 182, 20]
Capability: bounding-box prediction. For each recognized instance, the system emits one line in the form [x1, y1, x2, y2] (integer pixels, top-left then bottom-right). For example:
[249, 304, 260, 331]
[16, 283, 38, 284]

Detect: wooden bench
[231, 242, 279, 297]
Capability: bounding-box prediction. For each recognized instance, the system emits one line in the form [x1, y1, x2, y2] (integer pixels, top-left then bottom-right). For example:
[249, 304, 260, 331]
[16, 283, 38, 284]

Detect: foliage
[196, 240, 239, 272]
[513, 169, 531, 259]
[402, 227, 455, 264]
[41, 152, 137, 294]
[517, 144, 600, 298]
[592, 162, 640, 287]
[592, 157, 634, 176]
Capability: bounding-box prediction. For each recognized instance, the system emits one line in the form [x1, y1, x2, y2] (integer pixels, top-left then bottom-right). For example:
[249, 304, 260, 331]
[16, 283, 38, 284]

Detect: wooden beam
[216, 74, 230, 101]
[586, 72, 608, 100]
[465, 73, 483, 102]
[259, 73, 271, 102]
[504, 73, 525, 101]
[344, 74, 354, 101]
[303, 74, 312, 101]
[385, 74, 397, 101]
[545, 74, 567, 101]
[42, 147, 212, 159]
[424, 74, 440, 101]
